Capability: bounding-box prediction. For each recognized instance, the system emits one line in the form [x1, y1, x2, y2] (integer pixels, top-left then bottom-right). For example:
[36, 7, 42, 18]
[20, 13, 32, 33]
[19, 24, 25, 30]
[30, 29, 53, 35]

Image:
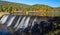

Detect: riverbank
[0, 12, 9, 17]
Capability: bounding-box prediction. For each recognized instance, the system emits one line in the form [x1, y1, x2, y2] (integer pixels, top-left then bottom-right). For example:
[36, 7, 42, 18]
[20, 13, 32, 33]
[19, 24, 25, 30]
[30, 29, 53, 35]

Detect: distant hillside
[0, 1, 30, 12]
[0, 1, 60, 16]
[0, 1, 29, 6]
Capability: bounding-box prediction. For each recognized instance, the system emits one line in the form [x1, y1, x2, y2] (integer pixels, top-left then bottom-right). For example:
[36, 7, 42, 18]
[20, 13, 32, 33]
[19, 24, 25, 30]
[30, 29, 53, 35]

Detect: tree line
[0, 2, 60, 16]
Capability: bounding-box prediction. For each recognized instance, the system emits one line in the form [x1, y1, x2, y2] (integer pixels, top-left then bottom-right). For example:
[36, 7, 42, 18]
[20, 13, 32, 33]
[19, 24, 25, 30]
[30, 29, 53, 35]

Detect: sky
[2, 0, 60, 7]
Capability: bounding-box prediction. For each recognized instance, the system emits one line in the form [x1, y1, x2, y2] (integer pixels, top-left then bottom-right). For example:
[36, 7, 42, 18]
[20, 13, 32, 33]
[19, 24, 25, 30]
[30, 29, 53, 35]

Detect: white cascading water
[16, 16, 26, 31]
[0, 14, 9, 24]
[6, 16, 16, 27]
[14, 16, 22, 28]
[31, 17, 37, 28]
[23, 16, 30, 29]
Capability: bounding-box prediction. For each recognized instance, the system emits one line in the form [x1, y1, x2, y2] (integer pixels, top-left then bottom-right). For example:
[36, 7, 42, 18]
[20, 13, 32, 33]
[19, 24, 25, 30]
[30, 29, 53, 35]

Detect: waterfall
[31, 17, 37, 29]
[6, 16, 16, 27]
[4, 15, 13, 26]
[27, 16, 35, 28]
[0, 14, 10, 24]
[0, 14, 54, 34]
[14, 16, 22, 28]
[23, 16, 30, 29]
[10, 15, 20, 27]
[16, 16, 26, 31]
